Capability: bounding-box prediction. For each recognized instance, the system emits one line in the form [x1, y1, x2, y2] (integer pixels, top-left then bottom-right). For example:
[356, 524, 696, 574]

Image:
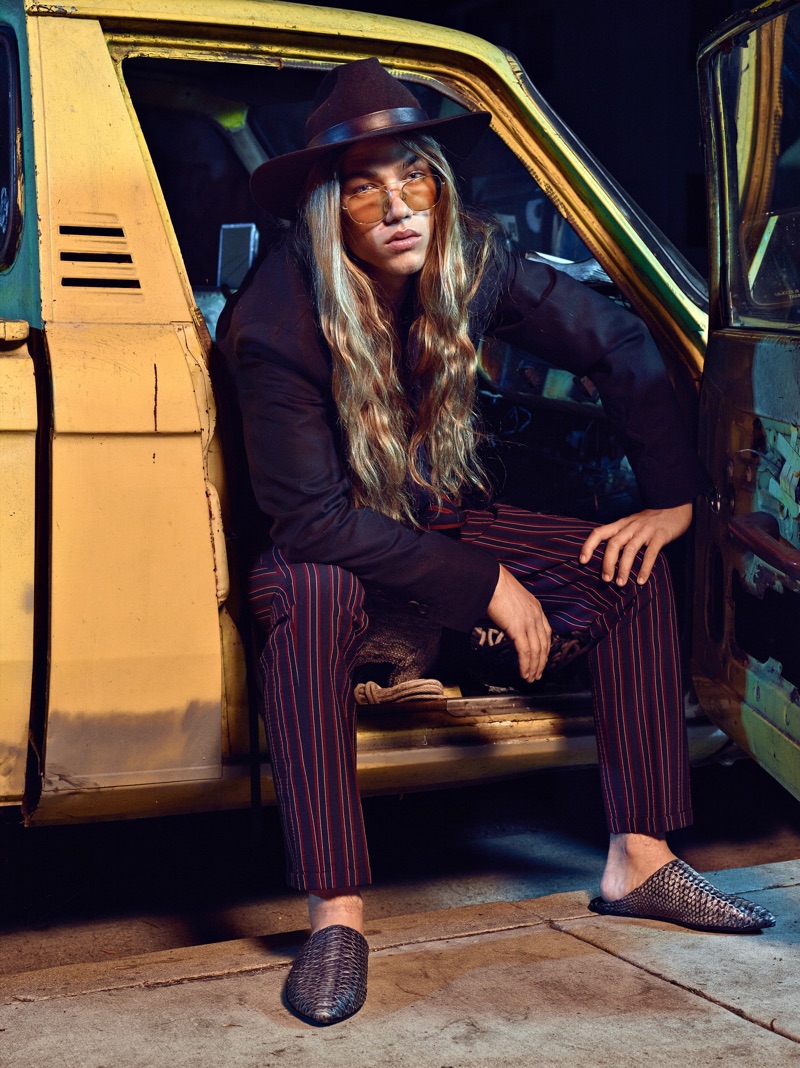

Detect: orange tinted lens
[346, 190, 384, 222]
[402, 174, 439, 210]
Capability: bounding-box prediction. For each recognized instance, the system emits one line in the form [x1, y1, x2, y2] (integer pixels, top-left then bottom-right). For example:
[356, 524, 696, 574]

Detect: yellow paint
[46, 426, 222, 786]
[219, 604, 249, 762]
[0, 320, 30, 342]
[0, 341, 37, 802]
[28, 15, 191, 324]
[26, 15, 229, 791]
[41, 324, 224, 787]
[48, 324, 201, 435]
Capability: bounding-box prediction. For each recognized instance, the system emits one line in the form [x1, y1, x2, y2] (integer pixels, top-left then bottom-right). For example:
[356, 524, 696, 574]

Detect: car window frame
[0, 25, 23, 271]
[108, 34, 709, 377]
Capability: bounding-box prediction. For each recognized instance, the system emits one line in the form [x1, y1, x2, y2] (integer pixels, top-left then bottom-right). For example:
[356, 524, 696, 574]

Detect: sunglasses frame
[341, 172, 444, 225]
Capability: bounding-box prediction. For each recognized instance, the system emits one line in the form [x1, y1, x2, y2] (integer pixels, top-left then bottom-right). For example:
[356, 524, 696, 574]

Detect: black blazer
[217, 237, 708, 632]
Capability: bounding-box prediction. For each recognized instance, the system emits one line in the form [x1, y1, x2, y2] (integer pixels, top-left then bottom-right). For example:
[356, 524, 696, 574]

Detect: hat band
[307, 106, 429, 149]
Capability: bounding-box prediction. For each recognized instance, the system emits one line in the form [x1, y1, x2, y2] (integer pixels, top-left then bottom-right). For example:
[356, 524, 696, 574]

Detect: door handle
[728, 511, 800, 577]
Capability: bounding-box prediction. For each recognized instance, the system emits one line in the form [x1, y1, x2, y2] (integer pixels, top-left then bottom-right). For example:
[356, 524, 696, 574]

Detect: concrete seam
[366, 917, 549, 953]
[6, 962, 289, 1005]
[3, 917, 552, 1006]
[548, 919, 800, 1046]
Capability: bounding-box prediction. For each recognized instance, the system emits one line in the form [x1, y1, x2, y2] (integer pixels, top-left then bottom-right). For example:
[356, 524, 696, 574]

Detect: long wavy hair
[299, 134, 497, 526]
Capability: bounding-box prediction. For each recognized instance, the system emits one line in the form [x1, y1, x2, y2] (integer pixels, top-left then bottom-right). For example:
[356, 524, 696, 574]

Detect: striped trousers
[247, 504, 692, 891]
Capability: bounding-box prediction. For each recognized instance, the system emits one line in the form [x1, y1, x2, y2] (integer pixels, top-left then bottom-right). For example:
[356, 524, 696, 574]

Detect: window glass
[0, 28, 22, 270]
[717, 7, 800, 327]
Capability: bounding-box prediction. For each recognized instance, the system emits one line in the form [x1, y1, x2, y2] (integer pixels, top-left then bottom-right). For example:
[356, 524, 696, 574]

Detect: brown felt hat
[250, 57, 491, 218]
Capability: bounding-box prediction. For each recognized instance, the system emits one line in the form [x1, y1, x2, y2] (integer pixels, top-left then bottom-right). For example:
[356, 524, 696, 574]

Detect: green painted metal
[0, 0, 41, 328]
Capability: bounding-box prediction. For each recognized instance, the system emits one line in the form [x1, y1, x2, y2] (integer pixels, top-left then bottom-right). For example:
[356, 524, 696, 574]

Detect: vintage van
[1, 0, 798, 827]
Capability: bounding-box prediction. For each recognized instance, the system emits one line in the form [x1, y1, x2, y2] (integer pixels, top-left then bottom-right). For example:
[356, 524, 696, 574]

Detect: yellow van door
[25, 13, 225, 813]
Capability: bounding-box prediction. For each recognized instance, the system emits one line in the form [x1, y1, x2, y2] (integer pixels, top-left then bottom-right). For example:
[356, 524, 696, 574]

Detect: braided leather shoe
[285, 924, 369, 1025]
[588, 859, 776, 932]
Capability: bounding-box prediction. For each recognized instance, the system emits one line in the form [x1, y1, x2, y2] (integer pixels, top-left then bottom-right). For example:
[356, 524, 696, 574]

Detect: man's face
[339, 137, 435, 299]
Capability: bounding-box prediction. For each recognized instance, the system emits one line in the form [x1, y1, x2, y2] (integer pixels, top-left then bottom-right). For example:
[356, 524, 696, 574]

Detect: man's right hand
[486, 564, 552, 682]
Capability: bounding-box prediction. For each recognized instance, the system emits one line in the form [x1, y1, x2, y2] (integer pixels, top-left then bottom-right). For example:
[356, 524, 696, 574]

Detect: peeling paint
[27, 5, 77, 15]
[748, 419, 800, 551]
[770, 427, 800, 521]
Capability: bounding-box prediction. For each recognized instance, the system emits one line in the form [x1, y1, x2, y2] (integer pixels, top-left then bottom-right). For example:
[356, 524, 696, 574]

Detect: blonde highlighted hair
[300, 135, 496, 525]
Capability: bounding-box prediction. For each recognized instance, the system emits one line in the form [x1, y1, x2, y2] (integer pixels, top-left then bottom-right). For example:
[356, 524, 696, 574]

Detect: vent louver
[58, 223, 141, 290]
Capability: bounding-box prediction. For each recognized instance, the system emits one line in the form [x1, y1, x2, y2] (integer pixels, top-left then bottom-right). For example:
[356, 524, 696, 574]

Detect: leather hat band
[307, 107, 429, 148]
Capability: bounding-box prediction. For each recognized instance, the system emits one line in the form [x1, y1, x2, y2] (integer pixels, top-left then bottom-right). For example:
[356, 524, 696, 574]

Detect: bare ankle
[308, 888, 364, 935]
[600, 834, 676, 901]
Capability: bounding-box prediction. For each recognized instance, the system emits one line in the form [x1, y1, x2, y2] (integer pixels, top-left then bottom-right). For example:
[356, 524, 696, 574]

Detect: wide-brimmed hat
[250, 57, 491, 218]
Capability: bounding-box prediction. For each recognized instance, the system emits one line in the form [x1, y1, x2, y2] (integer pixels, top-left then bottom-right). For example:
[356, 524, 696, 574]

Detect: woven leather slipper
[588, 859, 776, 932]
[285, 924, 369, 1024]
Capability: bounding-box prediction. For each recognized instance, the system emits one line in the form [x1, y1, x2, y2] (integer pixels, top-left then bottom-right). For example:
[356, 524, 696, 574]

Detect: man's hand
[487, 564, 552, 682]
[579, 503, 693, 586]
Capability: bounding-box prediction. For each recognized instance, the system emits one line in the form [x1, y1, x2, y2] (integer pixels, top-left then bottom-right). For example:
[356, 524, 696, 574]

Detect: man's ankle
[308, 889, 364, 934]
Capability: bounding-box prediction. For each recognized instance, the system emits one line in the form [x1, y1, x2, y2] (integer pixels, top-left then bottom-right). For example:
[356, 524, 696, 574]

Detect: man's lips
[386, 229, 421, 250]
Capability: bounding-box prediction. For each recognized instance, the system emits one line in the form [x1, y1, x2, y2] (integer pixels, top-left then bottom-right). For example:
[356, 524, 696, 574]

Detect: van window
[122, 58, 609, 328]
[0, 28, 22, 270]
[718, 6, 800, 327]
[123, 56, 638, 520]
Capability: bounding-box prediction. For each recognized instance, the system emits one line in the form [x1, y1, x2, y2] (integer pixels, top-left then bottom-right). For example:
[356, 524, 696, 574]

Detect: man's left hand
[578, 503, 693, 586]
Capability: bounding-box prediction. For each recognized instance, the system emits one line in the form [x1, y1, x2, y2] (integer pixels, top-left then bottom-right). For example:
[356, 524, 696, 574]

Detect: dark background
[321, 0, 755, 275]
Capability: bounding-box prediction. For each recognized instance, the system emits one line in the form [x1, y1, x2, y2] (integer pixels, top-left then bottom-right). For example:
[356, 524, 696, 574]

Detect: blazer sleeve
[483, 249, 711, 509]
[220, 253, 500, 632]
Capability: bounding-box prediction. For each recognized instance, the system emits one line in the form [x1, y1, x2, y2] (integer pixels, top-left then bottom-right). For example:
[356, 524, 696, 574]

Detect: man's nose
[383, 186, 411, 221]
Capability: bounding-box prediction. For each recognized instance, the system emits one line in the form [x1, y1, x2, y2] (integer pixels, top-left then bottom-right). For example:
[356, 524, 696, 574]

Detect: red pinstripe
[249, 551, 370, 889]
[248, 504, 692, 891]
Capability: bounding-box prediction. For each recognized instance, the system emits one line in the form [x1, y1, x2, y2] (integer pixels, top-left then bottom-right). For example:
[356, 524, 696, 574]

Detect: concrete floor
[1, 759, 798, 1066]
[0, 861, 797, 1067]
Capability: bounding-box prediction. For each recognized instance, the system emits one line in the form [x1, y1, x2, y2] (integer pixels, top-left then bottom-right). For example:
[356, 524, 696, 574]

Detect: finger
[615, 537, 644, 585]
[579, 525, 612, 564]
[511, 629, 532, 682]
[526, 633, 542, 681]
[601, 536, 626, 582]
[518, 644, 531, 682]
[526, 642, 545, 682]
[516, 617, 547, 682]
[636, 541, 662, 585]
[521, 623, 540, 682]
[532, 632, 550, 679]
[530, 611, 551, 680]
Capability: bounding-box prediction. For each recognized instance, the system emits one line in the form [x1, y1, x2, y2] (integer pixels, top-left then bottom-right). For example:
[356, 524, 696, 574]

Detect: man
[217, 58, 775, 1025]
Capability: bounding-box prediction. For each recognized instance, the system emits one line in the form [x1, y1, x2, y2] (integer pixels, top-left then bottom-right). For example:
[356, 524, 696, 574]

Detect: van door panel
[43, 324, 222, 790]
[694, 337, 800, 800]
[28, 16, 189, 324]
[0, 335, 36, 802]
[694, 3, 800, 801]
[25, 16, 226, 795]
